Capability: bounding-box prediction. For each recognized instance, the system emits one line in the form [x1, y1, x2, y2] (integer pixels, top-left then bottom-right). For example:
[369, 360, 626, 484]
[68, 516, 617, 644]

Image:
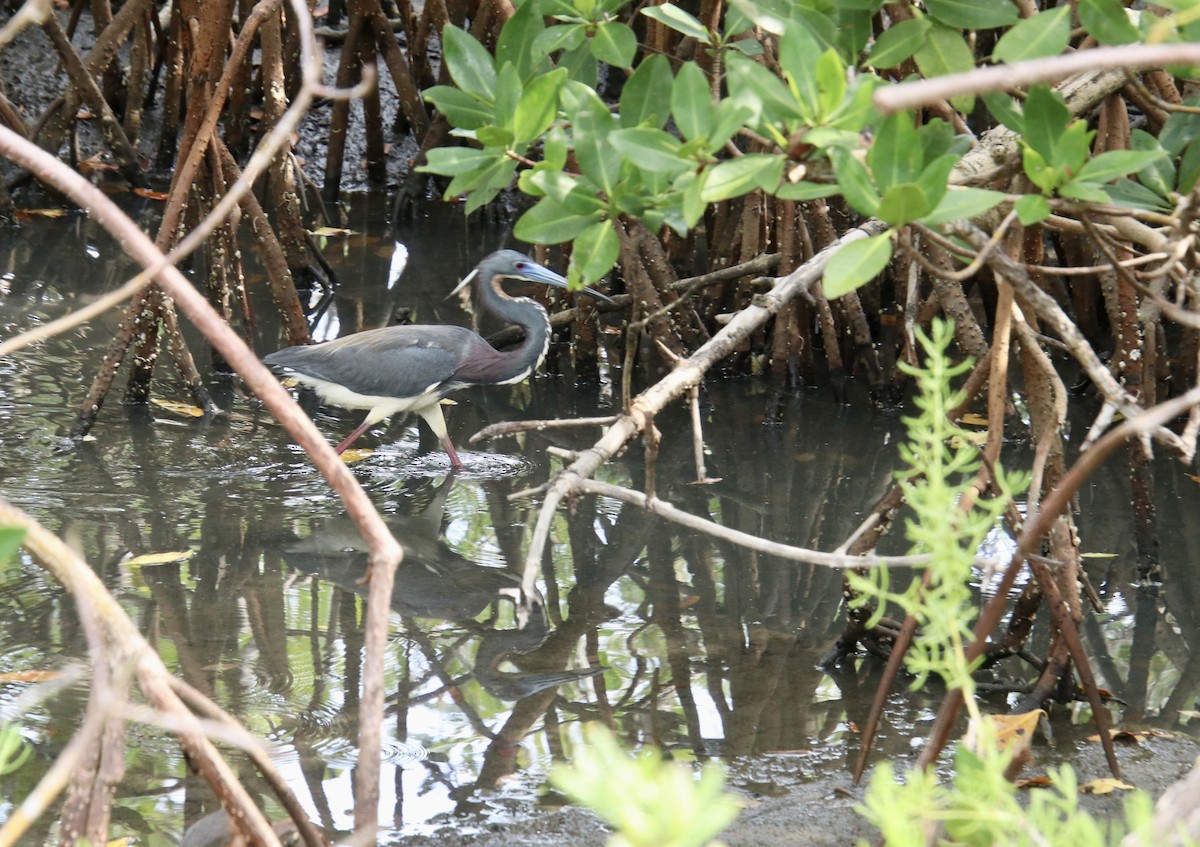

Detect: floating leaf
[1080, 777, 1135, 795]
[0, 670, 60, 683]
[340, 448, 374, 464]
[150, 399, 205, 418]
[124, 550, 194, 568]
[133, 187, 170, 201]
[308, 226, 357, 236]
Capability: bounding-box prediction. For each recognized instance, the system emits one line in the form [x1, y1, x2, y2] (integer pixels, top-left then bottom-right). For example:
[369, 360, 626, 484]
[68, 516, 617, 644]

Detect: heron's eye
[514, 262, 528, 271]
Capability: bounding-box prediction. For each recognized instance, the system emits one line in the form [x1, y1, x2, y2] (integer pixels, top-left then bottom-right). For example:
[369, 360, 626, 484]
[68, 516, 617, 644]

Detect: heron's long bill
[448, 256, 614, 304]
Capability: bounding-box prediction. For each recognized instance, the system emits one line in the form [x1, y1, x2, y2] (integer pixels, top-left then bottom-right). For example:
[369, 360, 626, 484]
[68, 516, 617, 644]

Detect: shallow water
[1, 204, 1198, 844]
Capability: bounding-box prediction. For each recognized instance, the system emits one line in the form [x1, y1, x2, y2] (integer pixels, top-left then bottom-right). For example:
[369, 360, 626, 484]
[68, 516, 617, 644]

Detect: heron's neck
[483, 292, 552, 381]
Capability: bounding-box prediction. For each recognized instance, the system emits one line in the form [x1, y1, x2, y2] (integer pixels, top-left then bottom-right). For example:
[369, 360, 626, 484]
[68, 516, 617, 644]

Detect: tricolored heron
[263, 249, 611, 468]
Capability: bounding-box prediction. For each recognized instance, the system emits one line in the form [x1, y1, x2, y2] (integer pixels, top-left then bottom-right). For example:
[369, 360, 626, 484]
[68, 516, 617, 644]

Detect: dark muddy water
[1, 202, 1199, 844]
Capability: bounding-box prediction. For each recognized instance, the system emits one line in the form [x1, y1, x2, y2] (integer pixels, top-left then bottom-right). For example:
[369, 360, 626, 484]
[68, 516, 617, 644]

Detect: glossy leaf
[590, 21, 637, 68]
[915, 153, 960, 213]
[475, 125, 514, 148]
[729, 0, 794, 35]
[774, 181, 840, 201]
[641, 4, 710, 42]
[707, 101, 754, 154]
[1075, 149, 1166, 185]
[823, 234, 894, 299]
[877, 183, 932, 226]
[442, 26, 496, 101]
[982, 92, 1024, 132]
[1014, 193, 1051, 225]
[419, 147, 499, 176]
[570, 220, 620, 285]
[560, 43, 599, 87]
[610, 127, 690, 173]
[1058, 180, 1110, 203]
[1106, 179, 1172, 212]
[515, 196, 600, 243]
[533, 23, 587, 55]
[424, 85, 493, 129]
[496, 1, 548, 80]
[1158, 97, 1200, 156]
[832, 147, 881, 217]
[925, 0, 1018, 30]
[493, 63, 522, 128]
[814, 49, 847, 117]
[1022, 86, 1069, 164]
[513, 68, 566, 145]
[573, 90, 621, 197]
[700, 154, 785, 203]
[1079, 0, 1138, 44]
[1180, 140, 1200, 192]
[917, 188, 1007, 226]
[914, 23, 977, 111]
[620, 54, 673, 129]
[868, 113, 922, 191]
[779, 26, 823, 120]
[726, 53, 802, 128]
[868, 17, 932, 68]
[993, 7, 1070, 63]
[672, 62, 715, 142]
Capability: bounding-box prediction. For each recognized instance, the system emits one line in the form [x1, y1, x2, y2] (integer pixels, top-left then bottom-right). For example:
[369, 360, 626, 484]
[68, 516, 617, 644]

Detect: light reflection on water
[0, 208, 1198, 843]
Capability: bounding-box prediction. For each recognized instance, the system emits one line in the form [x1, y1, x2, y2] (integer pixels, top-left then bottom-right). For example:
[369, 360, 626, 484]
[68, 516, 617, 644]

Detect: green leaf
[1022, 86, 1069, 164]
[823, 234, 894, 299]
[1022, 145, 1063, 194]
[620, 54, 673, 129]
[700, 154, 785, 202]
[917, 188, 1007, 226]
[0, 527, 23, 567]
[449, 156, 517, 210]
[610, 127, 690, 173]
[814, 49, 847, 117]
[868, 113, 922, 191]
[543, 125, 569, 169]
[515, 196, 601, 243]
[513, 68, 566, 145]
[1056, 118, 1095, 176]
[672, 62, 715, 142]
[680, 170, 707, 227]
[915, 152, 960, 212]
[1058, 180, 1111, 203]
[641, 4, 711, 42]
[914, 23, 977, 111]
[728, 0, 794, 35]
[418, 146, 500, 176]
[1075, 149, 1167, 185]
[876, 183, 932, 226]
[1159, 97, 1200, 156]
[1079, 0, 1138, 45]
[424, 85, 494, 129]
[981, 91, 1024, 132]
[780, 26, 823, 120]
[1180, 140, 1200, 192]
[726, 53, 802, 128]
[533, 23, 587, 55]
[442, 26, 496, 101]
[475, 125, 514, 148]
[590, 21, 637, 68]
[707, 101, 754, 154]
[493, 62, 522, 128]
[1106, 178, 1172, 212]
[570, 221, 620, 285]
[867, 17, 932, 68]
[497, 0, 548, 80]
[1014, 193, 1051, 225]
[831, 147, 881, 217]
[560, 43, 599, 87]
[571, 86, 621, 196]
[925, 0, 1018, 29]
[774, 181, 840, 201]
[993, 7, 1070, 63]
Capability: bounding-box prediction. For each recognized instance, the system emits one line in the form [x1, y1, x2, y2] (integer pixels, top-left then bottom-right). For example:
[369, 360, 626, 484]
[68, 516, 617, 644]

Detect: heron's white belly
[292, 374, 441, 422]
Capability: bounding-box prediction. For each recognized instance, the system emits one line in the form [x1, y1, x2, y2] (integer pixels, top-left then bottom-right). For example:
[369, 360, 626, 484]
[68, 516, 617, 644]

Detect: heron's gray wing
[264, 325, 493, 398]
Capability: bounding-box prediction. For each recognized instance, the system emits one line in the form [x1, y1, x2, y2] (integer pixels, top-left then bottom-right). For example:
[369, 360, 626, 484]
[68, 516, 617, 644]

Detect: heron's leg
[421, 403, 464, 469]
[335, 415, 377, 453]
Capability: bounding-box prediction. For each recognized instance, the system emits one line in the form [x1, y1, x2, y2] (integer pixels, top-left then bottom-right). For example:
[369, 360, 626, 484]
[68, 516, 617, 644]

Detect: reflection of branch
[576, 479, 965, 569]
[0, 4, 401, 839]
[876, 44, 1200, 114]
[470, 415, 619, 444]
[0, 499, 288, 847]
